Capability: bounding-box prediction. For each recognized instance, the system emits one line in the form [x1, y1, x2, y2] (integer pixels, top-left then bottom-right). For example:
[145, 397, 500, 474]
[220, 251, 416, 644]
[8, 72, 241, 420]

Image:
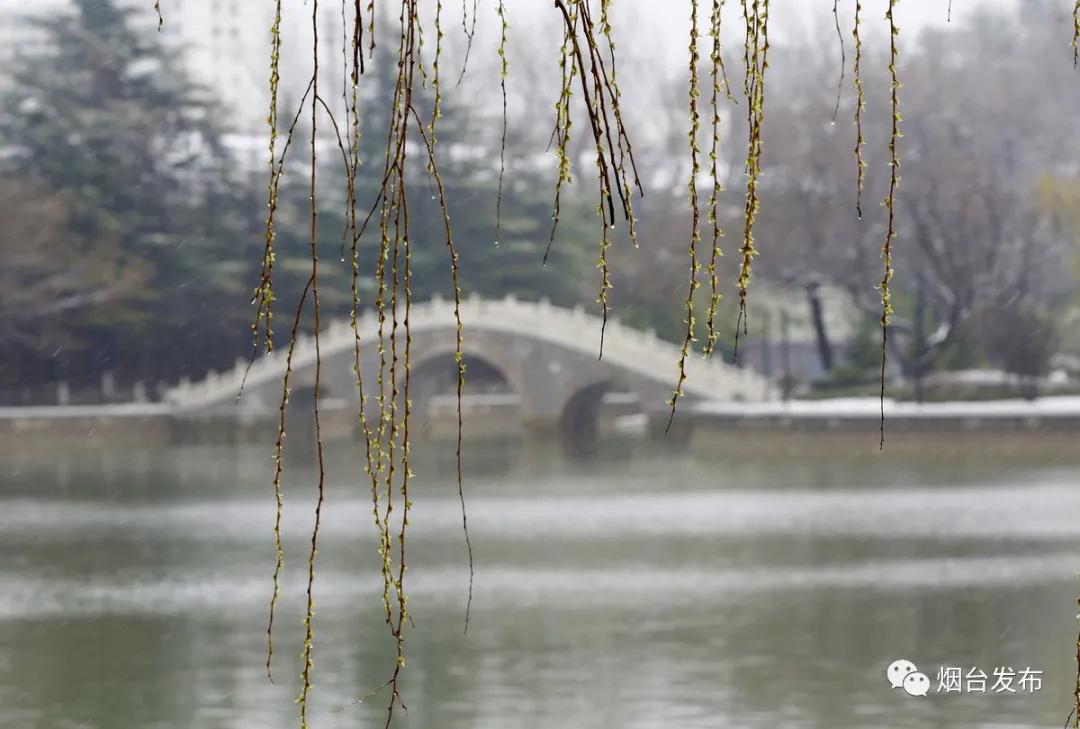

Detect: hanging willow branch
[1074, 598, 1080, 729]
[239, 0, 467, 723]
[258, 0, 290, 685]
[295, 3, 328, 726]
[853, 0, 865, 219]
[734, 0, 770, 361]
[879, 0, 902, 450]
[544, 19, 574, 264]
[549, 0, 642, 354]
[703, 0, 732, 357]
[830, 0, 845, 122]
[666, 0, 703, 431]
[1073, 0, 1080, 68]
[495, 0, 509, 245]
[367, 0, 376, 57]
[456, 0, 478, 85]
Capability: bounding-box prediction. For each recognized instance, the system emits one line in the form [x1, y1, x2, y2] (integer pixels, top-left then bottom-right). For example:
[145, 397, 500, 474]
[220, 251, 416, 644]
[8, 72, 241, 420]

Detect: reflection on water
[2, 427, 1080, 728]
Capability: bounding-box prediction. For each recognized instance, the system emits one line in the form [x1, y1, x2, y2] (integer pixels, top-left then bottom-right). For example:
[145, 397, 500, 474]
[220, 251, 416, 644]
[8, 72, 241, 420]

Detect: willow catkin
[879, 0, 902, 450]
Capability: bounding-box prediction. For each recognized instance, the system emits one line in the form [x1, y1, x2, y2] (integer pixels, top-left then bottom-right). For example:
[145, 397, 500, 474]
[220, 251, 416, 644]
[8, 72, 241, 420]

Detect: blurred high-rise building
[155, 0, 277, 132]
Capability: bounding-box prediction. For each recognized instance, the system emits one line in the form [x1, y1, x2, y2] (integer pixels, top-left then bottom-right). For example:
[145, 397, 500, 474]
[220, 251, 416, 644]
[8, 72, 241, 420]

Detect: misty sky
[532, 0, 1020, 76]
[436, 0, 1025, 112]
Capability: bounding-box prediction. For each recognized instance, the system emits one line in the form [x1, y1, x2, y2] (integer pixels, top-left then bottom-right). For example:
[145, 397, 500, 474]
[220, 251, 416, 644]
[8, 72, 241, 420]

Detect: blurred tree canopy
[600, 0, 1080, 387]
[0, 1, 596, 401]
[754, 1, 1079, 386]
[0, 0, 259, 397]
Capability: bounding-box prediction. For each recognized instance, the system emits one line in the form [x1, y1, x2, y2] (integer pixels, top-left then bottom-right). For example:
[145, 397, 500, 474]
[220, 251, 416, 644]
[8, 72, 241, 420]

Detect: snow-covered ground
[693, 396, 1080, 419]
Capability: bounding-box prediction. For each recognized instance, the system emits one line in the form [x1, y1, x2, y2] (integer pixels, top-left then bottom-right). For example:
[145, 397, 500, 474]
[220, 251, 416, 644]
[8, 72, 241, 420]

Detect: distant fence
[0, 373, 165, 407]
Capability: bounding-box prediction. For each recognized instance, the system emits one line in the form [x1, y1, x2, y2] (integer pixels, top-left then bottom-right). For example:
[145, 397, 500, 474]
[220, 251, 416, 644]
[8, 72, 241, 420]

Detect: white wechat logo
[887, 659, 930, 697]
[903, 671, 931, 697]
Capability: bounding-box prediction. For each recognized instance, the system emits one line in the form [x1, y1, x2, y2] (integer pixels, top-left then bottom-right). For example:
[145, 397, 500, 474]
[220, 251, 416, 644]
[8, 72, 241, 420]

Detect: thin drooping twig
[1073, 0, 1080, 68]
[597, 184, 612, 360]
[853, 0, 866, 219]
[420, 0, 470, 636]
[353, 0, 366, 78]
[734, 0, 770, 362]
[703, 0, 730, 356]
[261, 6, 308, 685]
[244, 19, 309, 404]
[1073, 597, 1080, 729]
[879, 0, 902, 450]
[297, 3, 326, 725]
[456, 0, 478, 85]
[367, 0, 376, 58]
[265, 275, 311, 685]
[667, 0, 703, 432]
[495, 0, 509, 245]
[584, 7, 613, 358]
[544, 20, 575, 265]
[341, 0, 392, 652]
[373, 10, 412, 723]
[830, 0, 846, 122]
[410, 105, 472, 633]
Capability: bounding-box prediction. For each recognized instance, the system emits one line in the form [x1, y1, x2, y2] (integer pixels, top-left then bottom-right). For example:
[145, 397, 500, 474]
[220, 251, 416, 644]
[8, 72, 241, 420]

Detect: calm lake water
[3, 425, 1080, 728]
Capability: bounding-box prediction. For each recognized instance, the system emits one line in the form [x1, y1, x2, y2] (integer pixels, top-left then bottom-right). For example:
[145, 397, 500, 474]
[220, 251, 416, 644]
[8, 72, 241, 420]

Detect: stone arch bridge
[165, 296, 774, 432]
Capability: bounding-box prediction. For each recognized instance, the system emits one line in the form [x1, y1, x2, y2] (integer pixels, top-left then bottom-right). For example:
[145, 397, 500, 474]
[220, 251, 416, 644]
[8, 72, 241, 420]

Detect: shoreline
[4, 396, 1080, 427]
[685, 396, 1080, 431]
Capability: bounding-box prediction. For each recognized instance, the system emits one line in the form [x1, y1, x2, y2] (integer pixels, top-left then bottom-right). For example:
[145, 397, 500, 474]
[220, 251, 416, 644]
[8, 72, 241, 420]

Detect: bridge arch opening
[407, 352, 520, 434]
[559, 379, 643, 446]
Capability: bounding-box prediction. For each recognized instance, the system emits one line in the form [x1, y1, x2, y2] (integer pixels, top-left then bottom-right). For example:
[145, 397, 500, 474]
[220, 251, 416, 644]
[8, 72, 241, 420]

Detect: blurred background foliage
[1, 0, 1079, 402]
